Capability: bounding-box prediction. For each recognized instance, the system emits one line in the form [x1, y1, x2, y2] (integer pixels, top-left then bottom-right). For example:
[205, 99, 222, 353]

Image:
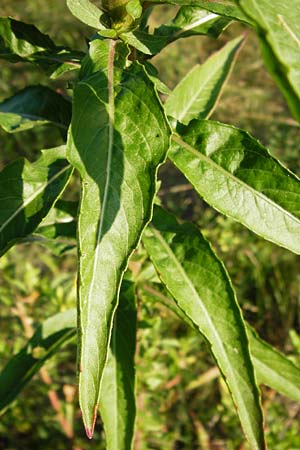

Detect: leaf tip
[84, 403, 98, 440]
[85, 426, 94, 440]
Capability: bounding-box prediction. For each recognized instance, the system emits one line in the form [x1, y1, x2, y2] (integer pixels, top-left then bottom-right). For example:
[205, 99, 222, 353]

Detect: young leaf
[100, 278, 137, 450]
[0, 85, 72, 133]
[0, 309, 76, 414]
[247, 325, 300, 403]
[66, 0, 104, 29]
[169, 120, 300, 255]
[0, 146, 72, 256]
[143, 206, 265, 450]
[165, 36, 244, 125]
[238, 0, 300, 121]
[67, 39, 170, 437]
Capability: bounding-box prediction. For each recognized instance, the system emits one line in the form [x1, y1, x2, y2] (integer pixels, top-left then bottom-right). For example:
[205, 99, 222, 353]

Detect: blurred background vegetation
[1, 1, 300, 449]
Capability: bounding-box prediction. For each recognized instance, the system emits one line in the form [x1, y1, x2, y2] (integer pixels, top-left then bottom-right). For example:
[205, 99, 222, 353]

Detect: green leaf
[14, 200, 77, 255]
[146, 0, 251, 24]
[100, 278, 137, 450]
[27, 200, 77, 255]
[36, 199, 77, 239]
[120, 30, 167, 55]
[145, 280, 300, 404]
[143, 206, 265, 450]
[67, 39, 170, 437]
[66, 0, 104, 29]
[126, 0, 143, 20]
[165, 36, 244, 125]
[0, 85, 72, 133]
[79, 38, 129, 79]
[155, 6, 231, 40]
[0, 145, 72, 256]
[247, 325, 300, 403]
[169, 120, 300, 255]
[238, 0, 300, 121]
[0, 17, 56, 60]
[144, 62, 171, 95]
[121, 8, 230, 55]
[0, 309, 76, 414]
[0, 17, 83, 76]
[0, 278, 136, 421]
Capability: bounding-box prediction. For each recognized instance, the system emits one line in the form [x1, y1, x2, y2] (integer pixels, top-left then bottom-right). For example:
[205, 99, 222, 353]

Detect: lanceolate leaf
[247, 325, 300, 403]
[100, 278, 137, 450]
[169, 120, 300, 255]
[28, 200, 77, 255]
[146, 0, 251, 24]
[0, 17, 83, 76]
[66, 0, 104, 29]
[165, 36, 244, 125]
[145, 283, 300, 404]
[121, 8, 230, 56]
[36, 199, 77, 239]
[190, 0, 251, 23]
[0, 85, 72, 133]
[67, 39, 170, 437]
[143, 206, 265, 449]
[0, 17, 56, 60]
[155, 6, 231, 41]
[0, 309, 76, 415]
[0, 146, 72, 256]
[238, 0, 300, 121]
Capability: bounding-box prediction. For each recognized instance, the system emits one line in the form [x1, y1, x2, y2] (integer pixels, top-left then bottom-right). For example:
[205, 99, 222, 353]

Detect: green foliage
[238, 0, 300, 120]
[0, 1, 300, 449]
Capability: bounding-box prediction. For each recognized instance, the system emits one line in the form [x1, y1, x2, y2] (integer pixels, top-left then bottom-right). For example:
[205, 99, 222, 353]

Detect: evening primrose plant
[0, 1, 300, 448]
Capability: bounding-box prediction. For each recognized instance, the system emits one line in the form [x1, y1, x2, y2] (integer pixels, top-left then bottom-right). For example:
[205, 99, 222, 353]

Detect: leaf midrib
[168, 44, 236, 123]
[175, 12, 218, 36]
[252, 356, 300, 400]
[149, 224, 252, 431]
[171, 134, 300, 225]
[82, 39, 117, 403]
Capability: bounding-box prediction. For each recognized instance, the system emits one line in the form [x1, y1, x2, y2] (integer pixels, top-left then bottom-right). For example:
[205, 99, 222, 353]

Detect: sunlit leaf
[0, 309, 76, 414]
[155, 6, 231, 40]
[0, 17, 83, 76]
[170, 120, 300, 254]
[165, 36, 244, 124]
[66, 0, 104, 29]
[247, 325, 300, 402]
[0, 85, 72, 133]
[145, 0, 251, 24]
[143, 206, 265, 449]
[67, 38, 170, 437]
[121, 8, 230, 55]
[0, 17, 55, 60]
[238, 0, 300, 120]
[0, 146, 72, 255]
[141, 280, 300, 404]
